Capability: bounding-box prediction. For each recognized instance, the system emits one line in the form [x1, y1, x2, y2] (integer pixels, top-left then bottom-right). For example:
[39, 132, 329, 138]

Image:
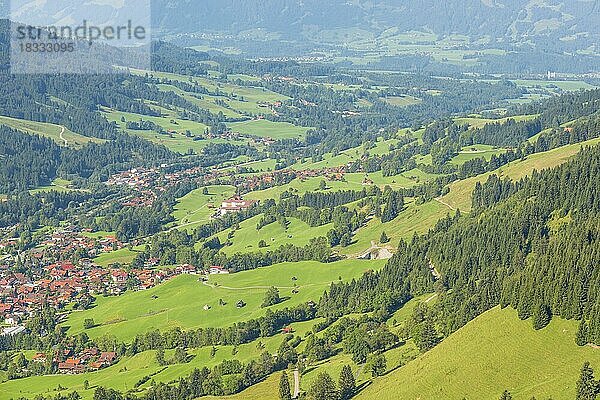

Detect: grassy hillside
[228, 119, 309, 139]
[0, 115, 104, 148]
[64, 259, 385, 341]
[207, 215, 333, 255]
[343, 199, 453, 256]
[170, 185, 236, 232]
[358, 306, 600, 400]
[441, 137, 600, 212]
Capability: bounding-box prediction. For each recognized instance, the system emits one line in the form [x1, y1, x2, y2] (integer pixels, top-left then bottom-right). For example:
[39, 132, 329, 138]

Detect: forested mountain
[320, 144, 600, 343]
[150, 0, 600, 42]
[8, 0, 599, 62]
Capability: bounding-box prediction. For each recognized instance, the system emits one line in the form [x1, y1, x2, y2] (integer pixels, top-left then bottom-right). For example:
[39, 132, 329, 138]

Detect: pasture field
[511, 79, 597, 92]
[170, 185, 236, 232]
[156, 84, 244, 119]
[0, 115, 103, 148]
[204, 373, 280, 400]
[102, 108, 223, 154]
[342, 199, 453, 256]
[454, 114, 538, 129]
[381, 95, 422, 107]
[228, 119, 310, 139]
[206, 215, 334, 255]
[0, 319, 321, 400]
[93, 248, 140, 268]
[244, 170, 432, 203]
[29, 178, 75, 194]
[130, 69, 288, 105]
[441, 137, 600, 212]
[357, 306, 600, 400]
[449, 144, 508, 166]
[288, 137, 406, 170]
[64, 259, 385, 341]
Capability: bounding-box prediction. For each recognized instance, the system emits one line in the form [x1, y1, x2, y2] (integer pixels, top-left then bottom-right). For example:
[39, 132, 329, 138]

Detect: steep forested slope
[320, 144, 600, 344]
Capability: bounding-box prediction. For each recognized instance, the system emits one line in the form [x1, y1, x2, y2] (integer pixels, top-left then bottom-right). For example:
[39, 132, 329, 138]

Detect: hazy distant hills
[2, 0, 599, 72]
[7, 0, 597, 44]
[150, 0, 599, 43]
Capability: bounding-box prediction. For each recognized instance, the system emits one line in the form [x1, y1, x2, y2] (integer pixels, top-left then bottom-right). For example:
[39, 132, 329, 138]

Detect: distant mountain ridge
[149, 0, 599, 43]
[6, 0, 599, 44]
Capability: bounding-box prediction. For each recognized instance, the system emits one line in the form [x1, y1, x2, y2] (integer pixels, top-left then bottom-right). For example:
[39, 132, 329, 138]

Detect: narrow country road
[201, 280, 302, 291]
[434, 196, 456, 211]
[59, 126, 68, 146]
[293, 368, 300, 399]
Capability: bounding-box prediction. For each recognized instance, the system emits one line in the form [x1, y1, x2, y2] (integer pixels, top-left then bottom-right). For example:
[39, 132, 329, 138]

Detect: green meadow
[449, 144, 508, 166]
[0, 115, 104, 148]
[29, 178, 76, 194]
[206, 215, 334, 255]
[64, 259, 385, 342]
[228, 119, 310, 139]
[93, 248, 141, 268]
[170, 185, 236, 232]
[0, 319, 321, 400]
[130, 69, 288, 105]
[381, 95, 422, 107]
[441, 137, 600, 212]
[358, 306, 600, 400]
[454, 114, 538, 129]
[244, 170, 433, 203]
[342, 198, 453, 256]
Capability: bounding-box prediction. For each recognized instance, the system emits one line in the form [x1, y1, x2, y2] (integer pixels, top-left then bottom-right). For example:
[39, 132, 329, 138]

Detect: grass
[449, 144, 508, 166]
[228, 119, 309, 139]
[29, 178, 76, 194]
[441, 137, 600, 212]
[381, 95, 422, 107]
[63, 259, 385, 341]
[170, 185, 236, 232]
[0, 115, 104, 148]
[357, 306, 600, 400]
[454, 114, 539, 129]
[103, 108, 247, 155]
[511, 79, 597, 92]
[131, 69, 288, 105]
[93, 248, 140, 268]
[204, 373, 280, 400]
[206, 215, 334, 255]
[0, 319, 321, 400]
[244, 171, 432, 203]
[342, 199, 453, 256]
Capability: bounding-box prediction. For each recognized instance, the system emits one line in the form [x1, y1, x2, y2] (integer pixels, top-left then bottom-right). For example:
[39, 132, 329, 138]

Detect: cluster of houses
[106, 165, 206, 207]
[39, 227, 126, 258]
[234, 166, 346, 194]
[0, 260, 213, 337]
[30, 348, 118, 374]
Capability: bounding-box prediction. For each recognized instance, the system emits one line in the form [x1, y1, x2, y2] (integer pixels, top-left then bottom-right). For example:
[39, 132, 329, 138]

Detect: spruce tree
[576, 362, 598, 400]
[499, 390, 512, 400]
[279, 371, 292, 400]
[309, 372, 339, 400]
[532, 303, 552, 330]
[380, 231, 390, 244]
[339, 365, 356, 400]
[576, 320, 590, 346]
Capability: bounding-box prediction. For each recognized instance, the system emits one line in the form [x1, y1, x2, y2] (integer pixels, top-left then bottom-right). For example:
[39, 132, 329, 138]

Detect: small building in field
[219, 197, 256, 216]
[209, 266, 229, 275]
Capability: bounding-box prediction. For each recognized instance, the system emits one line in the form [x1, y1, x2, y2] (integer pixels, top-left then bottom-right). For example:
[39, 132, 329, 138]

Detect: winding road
[59, 126, 68, 146]
[434, 196, 456, 211]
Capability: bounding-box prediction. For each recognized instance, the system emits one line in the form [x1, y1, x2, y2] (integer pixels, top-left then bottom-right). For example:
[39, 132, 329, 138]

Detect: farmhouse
[219, 196, 256, 216]
[209, 266, 229, 275]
